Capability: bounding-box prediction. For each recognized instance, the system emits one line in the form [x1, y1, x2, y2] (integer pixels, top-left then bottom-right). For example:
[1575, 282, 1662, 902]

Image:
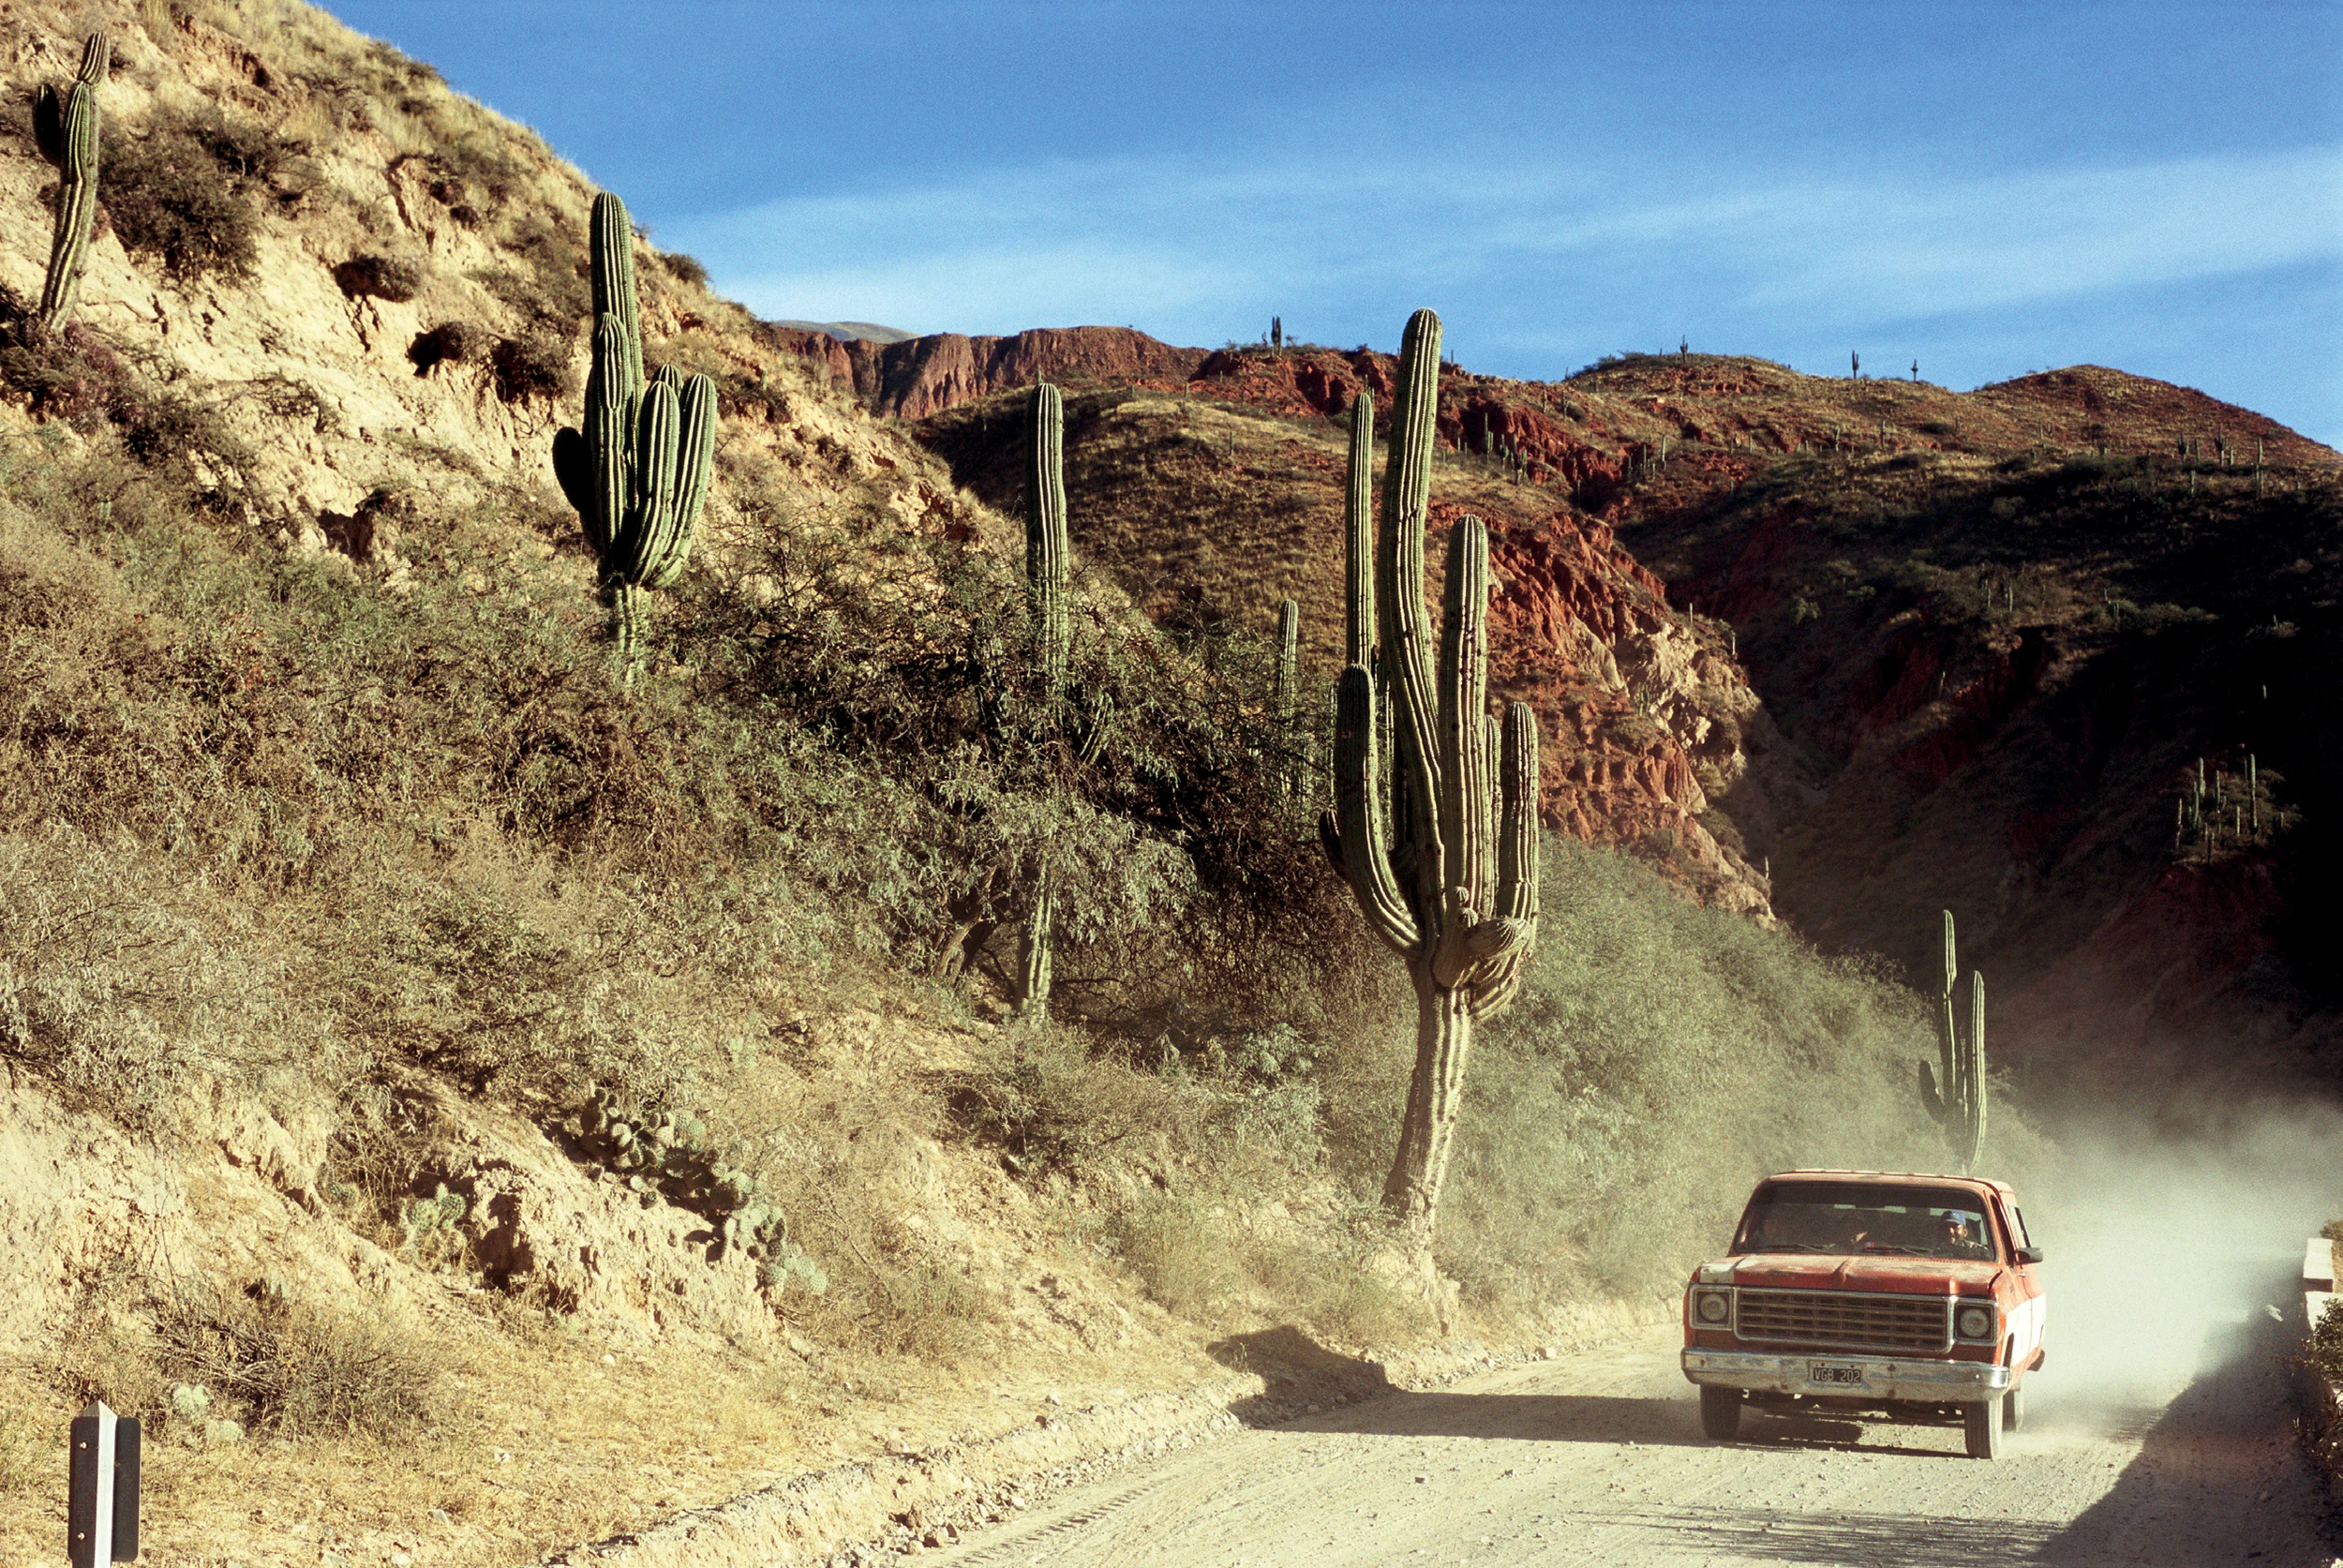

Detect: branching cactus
[1919, 909, 1988, 1172]
[551, 192, 717, 685]
[1322, 309, 1542, 1242]
[34, 33, 109, 328]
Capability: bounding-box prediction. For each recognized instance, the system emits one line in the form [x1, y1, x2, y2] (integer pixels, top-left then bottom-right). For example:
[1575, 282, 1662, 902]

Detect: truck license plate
[1808, 1362, 1866, 1386]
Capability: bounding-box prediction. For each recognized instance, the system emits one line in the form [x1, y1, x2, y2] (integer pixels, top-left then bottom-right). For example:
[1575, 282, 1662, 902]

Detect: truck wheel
[1963, 1394, 2006, 1459]
[2002, 1383, 2025, 1433]
[1699, 1385, 1741, 1441]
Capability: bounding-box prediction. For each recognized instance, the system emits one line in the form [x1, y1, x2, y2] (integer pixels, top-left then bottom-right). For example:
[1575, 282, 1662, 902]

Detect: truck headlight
[1955, 1303, 1996, 1340]
[1694, 1290, 1730, 1324]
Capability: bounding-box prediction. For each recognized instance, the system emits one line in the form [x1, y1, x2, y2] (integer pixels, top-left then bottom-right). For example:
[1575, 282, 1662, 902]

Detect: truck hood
[1718, 1253, 2005, 1295]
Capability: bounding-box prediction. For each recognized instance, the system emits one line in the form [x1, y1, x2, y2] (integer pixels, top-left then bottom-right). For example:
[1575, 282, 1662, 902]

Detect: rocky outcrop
[1485, 509, 1770, 914]
[767, 323, 1207, 418]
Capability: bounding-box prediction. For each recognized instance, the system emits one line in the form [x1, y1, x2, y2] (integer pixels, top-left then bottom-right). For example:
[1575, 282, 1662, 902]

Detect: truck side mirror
[2015, 1246, 2044, 1265]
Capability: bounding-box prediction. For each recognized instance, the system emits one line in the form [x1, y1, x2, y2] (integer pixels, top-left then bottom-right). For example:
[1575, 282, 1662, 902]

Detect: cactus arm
[1431, 516, 1494, 989]
[618, 378, 683, 577]
[1475, 711, 1502, 920]
[1466, 702, 1540, 1018]
[589, 192, 643, 396]
[1344, 392, 1377, 670]
[36, 35, 108, 329]
[581, 313, 635, 558]
[1334, 665, 1420, 954]
[1934, 908, 1959, 1123]
[1275, 597, 1303, 797]
[1275, 597, 1300, 724]
[643, 373, 715, 589]
[1379, 309, 1448, 918]
[1494, 702, 1539, 926]
[1016, 874, 1054, 1015]
[1962, 969, 1988, 1169]
[1014, 382, 1072, 1019]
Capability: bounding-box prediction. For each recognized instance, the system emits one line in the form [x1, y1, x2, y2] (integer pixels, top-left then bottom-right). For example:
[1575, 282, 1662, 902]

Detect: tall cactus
[34, 33, 109, 329]
[1014, 382, 1071, 1017]
[1919, 909, 1988, 1172]
[550, 192, 716, 686]
[1027, 383, 1070, 701]
[1322, 309, 1542, 1242]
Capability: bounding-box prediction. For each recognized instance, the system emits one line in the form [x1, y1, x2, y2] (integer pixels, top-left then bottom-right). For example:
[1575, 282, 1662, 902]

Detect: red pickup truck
[1680, 1170, 2046, 1459]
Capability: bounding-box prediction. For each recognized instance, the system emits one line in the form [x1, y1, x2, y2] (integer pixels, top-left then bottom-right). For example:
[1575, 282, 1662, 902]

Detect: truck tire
[1699, 1385, 1741, 1441]
[2002, 1383, 2025, 1432]
[1963, 1394, 2005, 1459]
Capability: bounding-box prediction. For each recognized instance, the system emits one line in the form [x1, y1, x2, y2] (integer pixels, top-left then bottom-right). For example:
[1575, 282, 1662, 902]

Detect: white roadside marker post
[67, 1399, 140, 1566]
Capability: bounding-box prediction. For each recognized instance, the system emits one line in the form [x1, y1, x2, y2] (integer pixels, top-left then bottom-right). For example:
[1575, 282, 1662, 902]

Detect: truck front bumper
[1681, 1349, 2011, 1403]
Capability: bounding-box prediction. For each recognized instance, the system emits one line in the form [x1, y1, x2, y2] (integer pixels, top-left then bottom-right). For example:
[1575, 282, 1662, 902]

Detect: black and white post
[67, 1399, 139, 1567]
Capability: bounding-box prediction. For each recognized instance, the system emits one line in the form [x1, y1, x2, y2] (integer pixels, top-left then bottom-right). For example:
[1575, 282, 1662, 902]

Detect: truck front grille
[1734, 1289, 1951, 1353]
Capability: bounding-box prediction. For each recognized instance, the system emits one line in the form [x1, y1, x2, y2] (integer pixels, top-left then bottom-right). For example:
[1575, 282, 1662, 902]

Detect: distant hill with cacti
[895, 334, 2343, 1103]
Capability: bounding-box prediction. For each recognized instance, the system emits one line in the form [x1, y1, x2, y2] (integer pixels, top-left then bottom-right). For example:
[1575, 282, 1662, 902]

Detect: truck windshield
[1734, 1182, 1996, 1261]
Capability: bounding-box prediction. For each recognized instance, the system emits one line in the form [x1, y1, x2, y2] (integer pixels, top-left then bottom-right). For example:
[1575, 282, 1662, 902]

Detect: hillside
[882, 333, 2343, 1103]
[0, 5, 2052, 1567]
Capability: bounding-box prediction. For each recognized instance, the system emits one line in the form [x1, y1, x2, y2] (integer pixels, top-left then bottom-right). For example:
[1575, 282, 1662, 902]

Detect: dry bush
[1107, 1197, 1241, 1319]
[46, 1263, 166, 1418]
[739, 1083, 1003, 1366]
[491, 331, 574, 403]
[0, 329, 249, 488]
[950, 1023, 1207, 1179]
[0, 319, 141, 427]
[150, 1280, 446, 1440]
[334, 253, 427, 303]
[0, 1396, 42, 1502]
[1238, 1224, 1425, 1349]
[408, 319, 490, 373]
[105, 105, 290, 280]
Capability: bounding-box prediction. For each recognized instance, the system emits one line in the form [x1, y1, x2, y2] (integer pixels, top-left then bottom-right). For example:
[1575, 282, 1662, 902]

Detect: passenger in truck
[1937, 1210, 1987, 1258]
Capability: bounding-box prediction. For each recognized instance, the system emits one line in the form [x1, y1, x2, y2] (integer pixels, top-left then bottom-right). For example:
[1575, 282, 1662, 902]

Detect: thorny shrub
[105, 104, 306, 280]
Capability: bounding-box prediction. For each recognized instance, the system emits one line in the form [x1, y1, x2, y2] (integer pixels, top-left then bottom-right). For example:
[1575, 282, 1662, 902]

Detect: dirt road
[933, 1258, 2332, 1567]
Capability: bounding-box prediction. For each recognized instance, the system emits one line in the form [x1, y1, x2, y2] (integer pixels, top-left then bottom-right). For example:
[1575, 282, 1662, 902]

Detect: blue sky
[325, 2, 2343, 444]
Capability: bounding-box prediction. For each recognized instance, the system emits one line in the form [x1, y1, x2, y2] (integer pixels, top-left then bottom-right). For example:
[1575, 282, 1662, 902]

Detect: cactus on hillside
[1014, 382, 1071, 1017]
[1918, 909, 1988, 1172]
[33, 33, 109, 328]
[1026, 382, 1070, 702]
[1274, 596, 1302, 796]
[1322, 309, 1542, 1243]
[550, 192, 716, 686]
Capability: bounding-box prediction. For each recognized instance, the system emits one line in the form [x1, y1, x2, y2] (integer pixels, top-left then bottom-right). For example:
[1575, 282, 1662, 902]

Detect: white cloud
[666, 144, 2343, 342]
